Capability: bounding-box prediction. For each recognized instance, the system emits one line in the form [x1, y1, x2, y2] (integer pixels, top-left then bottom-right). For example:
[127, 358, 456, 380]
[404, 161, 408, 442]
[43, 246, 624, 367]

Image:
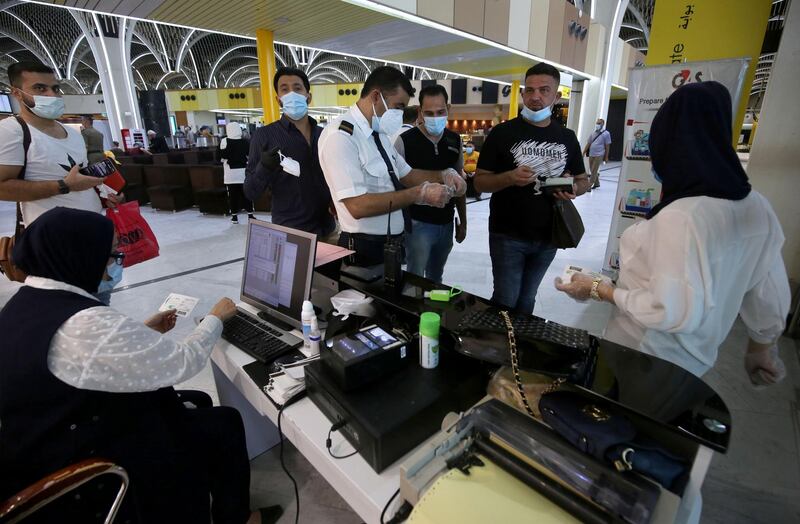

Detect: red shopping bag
[106, 201, 159, 267]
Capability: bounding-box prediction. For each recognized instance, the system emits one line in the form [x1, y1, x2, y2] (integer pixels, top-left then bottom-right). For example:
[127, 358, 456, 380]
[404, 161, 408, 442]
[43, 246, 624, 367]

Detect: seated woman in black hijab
[556, 81, 790, 383]
[0, 207, 280, 523]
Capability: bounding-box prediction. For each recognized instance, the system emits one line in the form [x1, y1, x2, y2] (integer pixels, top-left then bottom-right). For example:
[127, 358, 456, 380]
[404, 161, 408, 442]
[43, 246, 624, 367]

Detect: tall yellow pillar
[508, 80, 520, 120]
[646, 0, 772, 143]
[256, 29, 281, 124]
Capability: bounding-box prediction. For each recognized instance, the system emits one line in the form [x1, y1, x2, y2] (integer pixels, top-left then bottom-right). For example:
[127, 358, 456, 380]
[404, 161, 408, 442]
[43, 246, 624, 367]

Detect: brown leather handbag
[0, 116, 31, 283]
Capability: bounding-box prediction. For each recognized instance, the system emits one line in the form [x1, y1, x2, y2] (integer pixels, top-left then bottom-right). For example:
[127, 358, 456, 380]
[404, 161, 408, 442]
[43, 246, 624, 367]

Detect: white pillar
[747, 0, 800, 282]
[70, 12, 142, 141]
[576, 78, 602, 148]
[597, 0, 628, 121]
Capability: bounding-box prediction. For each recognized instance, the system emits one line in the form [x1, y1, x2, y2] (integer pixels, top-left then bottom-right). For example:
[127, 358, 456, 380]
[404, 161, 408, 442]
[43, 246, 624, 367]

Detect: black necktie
[372, 131, 411, 233]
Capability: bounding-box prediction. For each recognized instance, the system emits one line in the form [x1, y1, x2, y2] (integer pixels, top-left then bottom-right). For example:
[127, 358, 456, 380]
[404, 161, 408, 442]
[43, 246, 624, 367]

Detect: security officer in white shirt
[319, 66, 466, 266]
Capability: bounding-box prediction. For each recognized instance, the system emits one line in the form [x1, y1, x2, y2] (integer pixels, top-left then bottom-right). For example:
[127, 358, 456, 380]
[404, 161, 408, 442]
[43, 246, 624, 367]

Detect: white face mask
[520, 104, 551, 123]
[280, 91, 309, 120]
[371, 93, 403, 136]
[279, 152, 301, 177]
[595, 123, 603, 131]
[20, 91, 65, 120]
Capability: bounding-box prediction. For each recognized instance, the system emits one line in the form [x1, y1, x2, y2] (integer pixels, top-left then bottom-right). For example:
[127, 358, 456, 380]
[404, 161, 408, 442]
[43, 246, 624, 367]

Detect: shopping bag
[106, 201, 159, 267]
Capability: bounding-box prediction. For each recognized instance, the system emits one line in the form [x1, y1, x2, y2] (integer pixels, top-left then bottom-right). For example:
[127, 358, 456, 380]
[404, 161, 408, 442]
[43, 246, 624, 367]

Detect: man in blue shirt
[583, 118, 611, 189]
[244, 67, 336, 239]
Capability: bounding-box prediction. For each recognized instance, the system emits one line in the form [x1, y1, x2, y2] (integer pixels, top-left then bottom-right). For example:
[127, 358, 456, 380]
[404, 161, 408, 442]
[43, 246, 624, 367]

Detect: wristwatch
[57, 179, 70, 194]
[590, 278, 603, 301]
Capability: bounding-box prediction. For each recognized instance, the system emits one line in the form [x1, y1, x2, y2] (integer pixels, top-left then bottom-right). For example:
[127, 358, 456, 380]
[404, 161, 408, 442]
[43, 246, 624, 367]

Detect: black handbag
[551, 199, 585, 249]
[453, 308, 595, 387]
[540, 390, 689, 491]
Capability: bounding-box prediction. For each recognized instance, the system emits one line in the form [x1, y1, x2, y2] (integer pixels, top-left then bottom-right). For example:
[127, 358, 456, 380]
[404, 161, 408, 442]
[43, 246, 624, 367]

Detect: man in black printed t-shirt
[474, 62, 589, 314]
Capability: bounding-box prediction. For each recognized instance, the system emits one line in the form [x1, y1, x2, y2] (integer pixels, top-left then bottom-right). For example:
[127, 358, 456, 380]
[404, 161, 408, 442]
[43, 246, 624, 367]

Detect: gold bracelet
[590, 278, 603, 301]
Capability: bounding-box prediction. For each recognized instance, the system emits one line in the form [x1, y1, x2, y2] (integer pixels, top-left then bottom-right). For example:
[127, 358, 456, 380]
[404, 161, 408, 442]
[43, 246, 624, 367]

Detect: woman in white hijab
[219, 122, 255, 224]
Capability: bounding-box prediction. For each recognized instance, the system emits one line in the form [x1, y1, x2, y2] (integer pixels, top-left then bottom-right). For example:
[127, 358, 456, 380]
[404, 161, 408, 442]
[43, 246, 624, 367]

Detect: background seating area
[117, 149, 272, 214]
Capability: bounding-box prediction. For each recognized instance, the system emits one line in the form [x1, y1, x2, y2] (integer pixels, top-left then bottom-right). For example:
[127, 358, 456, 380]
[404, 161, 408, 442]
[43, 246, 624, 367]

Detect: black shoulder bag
[552, 199, 585, 249]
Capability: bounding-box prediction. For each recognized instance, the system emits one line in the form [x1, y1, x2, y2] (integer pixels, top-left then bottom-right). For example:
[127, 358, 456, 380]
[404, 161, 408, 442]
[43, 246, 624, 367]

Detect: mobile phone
[79, 158, 116, 178]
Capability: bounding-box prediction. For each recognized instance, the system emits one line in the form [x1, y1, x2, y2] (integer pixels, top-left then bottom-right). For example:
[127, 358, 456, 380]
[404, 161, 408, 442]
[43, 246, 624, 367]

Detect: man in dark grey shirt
[244, 67, 335, 239]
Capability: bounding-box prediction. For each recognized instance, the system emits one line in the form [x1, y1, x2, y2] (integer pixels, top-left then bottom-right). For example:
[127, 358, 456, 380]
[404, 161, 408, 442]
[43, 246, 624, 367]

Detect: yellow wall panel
[335, 83, 363, 106]
[310, 85, 338, 107]
[181, 91, 200, 111]
[647, 0, 772, 139]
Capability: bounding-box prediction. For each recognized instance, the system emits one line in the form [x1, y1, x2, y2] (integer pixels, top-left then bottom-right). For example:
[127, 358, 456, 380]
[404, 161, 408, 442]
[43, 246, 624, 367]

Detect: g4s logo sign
[672, 69, 704, 88]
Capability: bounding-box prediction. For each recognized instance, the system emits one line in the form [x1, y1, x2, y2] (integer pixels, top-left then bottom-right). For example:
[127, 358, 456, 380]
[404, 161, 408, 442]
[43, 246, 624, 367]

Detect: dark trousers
[466, 177, 482, 199]
[119, 406, 251, 524]
[489, 233, 557, 314]
[226, 184, 255, 216]
[7, 405, 251, 524]
[339, 231, 403, 267]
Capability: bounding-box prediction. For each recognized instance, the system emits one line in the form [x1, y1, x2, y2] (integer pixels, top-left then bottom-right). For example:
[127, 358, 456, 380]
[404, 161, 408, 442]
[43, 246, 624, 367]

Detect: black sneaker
[248, 213, 256, 220]
[231, 215, 239, 224]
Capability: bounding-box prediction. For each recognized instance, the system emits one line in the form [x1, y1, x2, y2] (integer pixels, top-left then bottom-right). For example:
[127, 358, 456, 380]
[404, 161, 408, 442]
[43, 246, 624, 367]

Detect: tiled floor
[1, 162, 797, 523]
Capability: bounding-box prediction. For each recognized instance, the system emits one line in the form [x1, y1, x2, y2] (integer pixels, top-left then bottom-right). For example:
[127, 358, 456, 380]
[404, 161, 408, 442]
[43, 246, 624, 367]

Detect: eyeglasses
[110, 251, 125, 265]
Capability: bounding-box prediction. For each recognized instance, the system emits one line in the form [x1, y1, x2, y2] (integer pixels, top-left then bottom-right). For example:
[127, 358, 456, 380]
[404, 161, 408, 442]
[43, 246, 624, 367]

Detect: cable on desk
[380, 488, 412, 524]
[326, 420, 360, 459]
[278, 392, 305, 524]
[380, 488, 400, 524]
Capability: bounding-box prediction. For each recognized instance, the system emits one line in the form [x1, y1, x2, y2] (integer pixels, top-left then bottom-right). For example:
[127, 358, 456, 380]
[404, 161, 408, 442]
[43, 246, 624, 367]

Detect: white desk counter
[211, 338, 415, 524]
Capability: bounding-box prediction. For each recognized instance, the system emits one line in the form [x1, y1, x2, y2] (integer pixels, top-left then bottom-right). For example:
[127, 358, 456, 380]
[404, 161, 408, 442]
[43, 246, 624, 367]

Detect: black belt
[345, 232, 403, 242]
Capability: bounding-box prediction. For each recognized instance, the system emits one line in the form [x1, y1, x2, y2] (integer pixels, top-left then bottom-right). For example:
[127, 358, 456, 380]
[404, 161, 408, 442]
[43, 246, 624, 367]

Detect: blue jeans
[405, 219, 454, 283]
[489, 233, 557, 314]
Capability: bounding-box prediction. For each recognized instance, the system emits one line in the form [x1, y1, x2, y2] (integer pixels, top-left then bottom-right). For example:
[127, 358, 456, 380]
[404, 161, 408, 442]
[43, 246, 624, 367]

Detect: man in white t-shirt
[0, 62, 123, 304]
[0, 61, 107, 227]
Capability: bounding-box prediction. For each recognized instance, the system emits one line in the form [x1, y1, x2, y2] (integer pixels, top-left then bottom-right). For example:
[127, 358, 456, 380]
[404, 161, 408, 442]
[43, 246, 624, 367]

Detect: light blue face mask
[651, 167, 662, 183]
[98, 261, 123, 294]
[521, 104, 552, 123]
[280, 91, 309, 120]
[423, 115, 447, 136]
[465, 147, 474, 154]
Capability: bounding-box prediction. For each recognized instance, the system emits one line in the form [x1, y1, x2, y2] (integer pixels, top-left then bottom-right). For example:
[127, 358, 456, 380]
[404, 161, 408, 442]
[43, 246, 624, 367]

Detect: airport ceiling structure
[0, 0, 453, 94]
[0, 0, 789, 100]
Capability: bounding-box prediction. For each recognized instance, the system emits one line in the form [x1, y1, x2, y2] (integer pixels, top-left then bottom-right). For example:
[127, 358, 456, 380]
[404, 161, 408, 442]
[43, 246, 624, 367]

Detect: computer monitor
[240, 219, 317, 329]
[0, 94, 12, 114]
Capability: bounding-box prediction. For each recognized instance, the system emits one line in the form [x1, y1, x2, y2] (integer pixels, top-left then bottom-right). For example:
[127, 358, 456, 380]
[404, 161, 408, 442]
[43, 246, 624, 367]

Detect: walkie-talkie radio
[383, 201, 403, 290]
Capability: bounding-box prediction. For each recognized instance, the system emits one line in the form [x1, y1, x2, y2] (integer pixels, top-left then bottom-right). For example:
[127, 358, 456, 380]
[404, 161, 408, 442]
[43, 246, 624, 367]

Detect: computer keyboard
[222, 311, 300, 363]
